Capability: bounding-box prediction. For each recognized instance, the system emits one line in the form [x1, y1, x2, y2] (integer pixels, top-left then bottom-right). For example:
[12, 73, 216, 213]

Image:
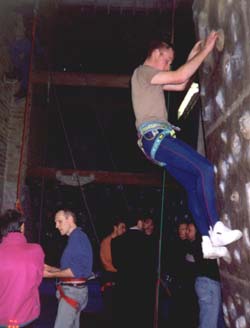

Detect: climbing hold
[216, 29, 225, 51]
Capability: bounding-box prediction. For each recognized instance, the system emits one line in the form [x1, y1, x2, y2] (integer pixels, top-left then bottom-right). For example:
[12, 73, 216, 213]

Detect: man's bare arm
[152, 31, 218, 89]
[43, 264, 74, 278]
[162, 81, 191, 91]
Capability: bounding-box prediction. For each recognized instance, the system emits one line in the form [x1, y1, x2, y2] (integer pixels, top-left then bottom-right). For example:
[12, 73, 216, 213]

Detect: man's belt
[60, 277, 87, 284]
[58, 277, 87, 287]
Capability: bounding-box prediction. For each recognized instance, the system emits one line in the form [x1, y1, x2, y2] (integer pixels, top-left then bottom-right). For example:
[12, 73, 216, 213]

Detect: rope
[170, 0, 176, 44]
[154, 169, 167, 328]
[16, 0, 40, 213]
[37, 78, 51, 243]
[153, 1, 176, 326]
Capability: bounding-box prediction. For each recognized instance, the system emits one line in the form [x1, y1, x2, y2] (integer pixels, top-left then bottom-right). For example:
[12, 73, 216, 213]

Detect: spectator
[0, 209, 44, 327]
[186, 222, 225, 328]
[99, 217, 126, 325]
[144, 217, 155, 236]
[111, 213, 155, 328]
[178, 220, 188, 241]
[165, 220, 189, 287]
[43, 209, 93, 328]
[163, 220, 191, 326]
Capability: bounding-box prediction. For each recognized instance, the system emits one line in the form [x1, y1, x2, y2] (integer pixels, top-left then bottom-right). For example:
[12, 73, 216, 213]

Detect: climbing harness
[56, 285, 80, 310]
[56, 278, 87, 310]
[137, 121, 177, 166]
[100, 281, 116, 293]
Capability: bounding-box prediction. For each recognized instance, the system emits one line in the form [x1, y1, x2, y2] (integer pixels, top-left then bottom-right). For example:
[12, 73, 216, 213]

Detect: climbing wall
[193, 0, 250, 326]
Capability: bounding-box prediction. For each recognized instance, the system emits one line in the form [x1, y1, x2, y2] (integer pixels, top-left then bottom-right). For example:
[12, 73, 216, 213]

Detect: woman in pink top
[0, 209, 44, 327]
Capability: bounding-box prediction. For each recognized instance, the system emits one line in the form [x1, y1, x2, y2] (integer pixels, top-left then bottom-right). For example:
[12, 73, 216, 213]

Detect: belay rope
[153, 1, 177, 326]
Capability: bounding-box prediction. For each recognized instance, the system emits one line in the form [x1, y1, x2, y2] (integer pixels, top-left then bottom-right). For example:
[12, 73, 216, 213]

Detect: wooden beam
[27, 167, 168, 187]
[31, 71, 130, 88]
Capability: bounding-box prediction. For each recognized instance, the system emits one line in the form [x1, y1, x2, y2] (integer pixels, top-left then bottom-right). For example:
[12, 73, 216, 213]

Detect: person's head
[0, 209, 25, 240]
[146, 40, 175, 71]
[144, 217, 155, 236]
[134, 218, 144, 230]
[54, 209, 77, 236]
[186, 223, 197, 242]
[177, 221, 188, 240]
[112, 217, 126, 237]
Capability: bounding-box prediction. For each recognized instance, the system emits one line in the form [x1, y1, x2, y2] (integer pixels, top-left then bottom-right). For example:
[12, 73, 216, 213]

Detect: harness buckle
[137, 124, 176, 167]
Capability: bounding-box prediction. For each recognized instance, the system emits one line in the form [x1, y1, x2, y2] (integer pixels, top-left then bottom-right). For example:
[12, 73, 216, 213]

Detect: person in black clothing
[165, 220, 189, 283]
[160, 220, 191, 327]
[111, 213, 155, 328]
[186, 223, 225, 328]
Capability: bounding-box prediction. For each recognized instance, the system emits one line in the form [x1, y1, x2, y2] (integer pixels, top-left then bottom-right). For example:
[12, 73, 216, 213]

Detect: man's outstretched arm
[154, 31, 218, 89]
[43, 264, 74, 278]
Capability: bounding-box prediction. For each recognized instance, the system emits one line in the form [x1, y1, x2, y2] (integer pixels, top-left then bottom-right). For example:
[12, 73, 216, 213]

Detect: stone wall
[193, 0, 250, 327]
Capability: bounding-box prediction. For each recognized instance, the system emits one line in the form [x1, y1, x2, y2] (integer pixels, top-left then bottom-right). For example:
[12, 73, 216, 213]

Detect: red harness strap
[100, 281, 115, 293]
[56, 284, 79, 310]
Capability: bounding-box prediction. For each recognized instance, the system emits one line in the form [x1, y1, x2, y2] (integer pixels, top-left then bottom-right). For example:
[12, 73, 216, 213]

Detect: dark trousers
[142, 132, 219, 235]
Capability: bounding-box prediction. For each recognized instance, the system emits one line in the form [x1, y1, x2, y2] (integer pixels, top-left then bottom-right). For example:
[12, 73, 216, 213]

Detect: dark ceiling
[41, 0, 196, 74]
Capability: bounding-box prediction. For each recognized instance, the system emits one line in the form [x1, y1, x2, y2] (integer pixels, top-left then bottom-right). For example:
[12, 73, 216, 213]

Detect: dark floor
[36, 279, 105, 328]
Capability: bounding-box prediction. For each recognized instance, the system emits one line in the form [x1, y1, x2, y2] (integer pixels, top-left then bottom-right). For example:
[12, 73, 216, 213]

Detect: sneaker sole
[211, 231, 242, 247]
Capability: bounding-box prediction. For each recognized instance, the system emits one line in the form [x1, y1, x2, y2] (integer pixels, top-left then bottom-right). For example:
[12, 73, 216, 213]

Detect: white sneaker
[202, 236, 230, 260]
[209, 221, 242, 247]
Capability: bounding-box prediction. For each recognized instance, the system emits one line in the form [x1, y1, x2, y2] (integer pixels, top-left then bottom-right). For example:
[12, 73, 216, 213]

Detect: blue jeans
[54, 285, 88, 328]
[141, 132, 219, 235]
[195, 277, 221, 328]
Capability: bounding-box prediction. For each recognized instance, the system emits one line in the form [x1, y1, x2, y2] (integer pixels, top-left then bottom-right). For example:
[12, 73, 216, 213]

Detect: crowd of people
[0, 206, 233, 328]
[98, 213, 229, 328]
[0, 208, 158, 328]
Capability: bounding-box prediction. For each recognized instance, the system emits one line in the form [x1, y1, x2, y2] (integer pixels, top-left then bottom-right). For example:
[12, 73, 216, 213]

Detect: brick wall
[0, 3, 26, 212]
[2, 97, 26, 211]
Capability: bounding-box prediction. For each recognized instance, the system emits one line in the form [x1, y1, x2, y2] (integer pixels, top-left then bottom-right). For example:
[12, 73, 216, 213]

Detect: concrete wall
[193, 0, 250, 326]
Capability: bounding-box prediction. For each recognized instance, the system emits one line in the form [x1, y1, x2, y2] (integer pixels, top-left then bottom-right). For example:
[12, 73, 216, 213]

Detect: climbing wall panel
[193, 0, 250, 326]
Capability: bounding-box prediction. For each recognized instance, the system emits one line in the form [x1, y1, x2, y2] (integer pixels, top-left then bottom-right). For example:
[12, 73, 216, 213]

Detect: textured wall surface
[193, 0, 250, 327]
[1, 97, 26, 212]
[0, 3, 27, 212]
[0, 84, 13, 210]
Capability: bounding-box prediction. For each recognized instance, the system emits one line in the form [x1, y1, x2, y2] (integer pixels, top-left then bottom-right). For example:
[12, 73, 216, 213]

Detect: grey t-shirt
[131, 65, 168, 129]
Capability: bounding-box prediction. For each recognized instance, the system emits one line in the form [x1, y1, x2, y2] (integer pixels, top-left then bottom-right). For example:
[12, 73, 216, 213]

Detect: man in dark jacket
[111, 213, 155, 328]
